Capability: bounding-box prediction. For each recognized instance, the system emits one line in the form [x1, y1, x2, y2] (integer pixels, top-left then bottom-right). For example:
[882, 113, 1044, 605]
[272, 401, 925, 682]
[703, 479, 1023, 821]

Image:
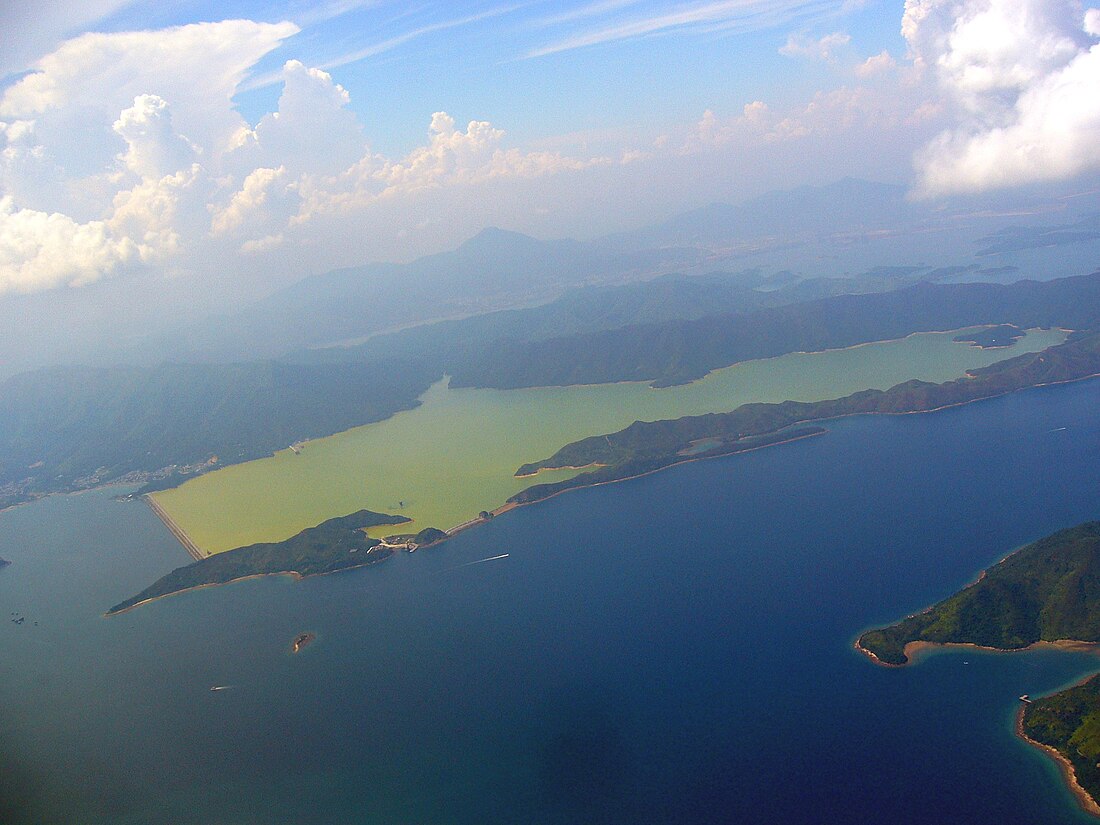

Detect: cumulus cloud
[684, 79, 920, 152]
[906, 0, 1100, 197]
[779, 31, 851, 61]
[113, 95, 197, 179]
[0, 14, 610, 295]
[0, 20, 299, 186]
[855, 50, 897, 77]
[295, 111, 607, 222]
[232, 60, 365, 177]
[108, 165, 209, 263]
[0, 196, 137, 294]
[211, 166, 298, 245]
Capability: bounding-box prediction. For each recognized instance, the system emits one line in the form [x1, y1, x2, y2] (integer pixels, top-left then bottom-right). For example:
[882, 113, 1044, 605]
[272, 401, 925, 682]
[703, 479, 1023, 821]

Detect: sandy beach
[1016, 703, 1100, 817]
[855, 637, 1100, 668]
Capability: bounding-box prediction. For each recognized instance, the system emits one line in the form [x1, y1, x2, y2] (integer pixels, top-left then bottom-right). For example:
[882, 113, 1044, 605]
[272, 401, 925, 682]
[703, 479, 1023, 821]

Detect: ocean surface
[2, 377, 1100, 824]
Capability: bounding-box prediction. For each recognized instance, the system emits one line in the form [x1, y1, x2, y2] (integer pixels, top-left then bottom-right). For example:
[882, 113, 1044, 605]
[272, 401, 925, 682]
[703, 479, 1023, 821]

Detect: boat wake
[437, 553, 510, 574]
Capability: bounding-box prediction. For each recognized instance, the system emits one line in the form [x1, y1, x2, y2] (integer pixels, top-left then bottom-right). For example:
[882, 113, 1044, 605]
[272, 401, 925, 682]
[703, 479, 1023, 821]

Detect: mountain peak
[459, 226, 540, 250]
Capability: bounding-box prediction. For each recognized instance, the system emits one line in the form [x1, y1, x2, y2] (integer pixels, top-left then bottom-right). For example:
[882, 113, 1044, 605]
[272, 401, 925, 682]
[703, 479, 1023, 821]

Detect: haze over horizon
[1, 0, 1097, 284]
[7, 5, 1100, 823]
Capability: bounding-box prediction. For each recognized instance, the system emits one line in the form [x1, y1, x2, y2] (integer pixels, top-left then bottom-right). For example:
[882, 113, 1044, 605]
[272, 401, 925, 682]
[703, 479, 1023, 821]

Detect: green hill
[0, 358, 438, 507]
[450, 271, 1100, 389]
[858, 523, 1100, 665]
[107, 509, 410, 614]
[1021, 675, 1100, 810]
[5, 271, 1100, 511]
[512, 329, 1100, 502]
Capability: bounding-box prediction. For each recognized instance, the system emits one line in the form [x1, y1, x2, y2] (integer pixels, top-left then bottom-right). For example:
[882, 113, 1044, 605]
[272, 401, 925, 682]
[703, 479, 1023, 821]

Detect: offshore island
[857, 522, 1100, 816]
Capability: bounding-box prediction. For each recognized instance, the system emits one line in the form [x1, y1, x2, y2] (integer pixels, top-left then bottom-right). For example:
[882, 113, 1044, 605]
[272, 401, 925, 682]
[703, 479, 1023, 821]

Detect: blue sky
[0, 0, 1098, 298]
[7, 1, 908, 154]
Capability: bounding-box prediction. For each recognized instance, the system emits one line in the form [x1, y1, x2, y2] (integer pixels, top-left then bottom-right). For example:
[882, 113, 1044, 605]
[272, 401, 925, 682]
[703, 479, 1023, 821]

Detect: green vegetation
[413, 527, 448, 545]
[0, 359, 438, 509]
[1022, 675, 1100, 807]
[953, 324, 1024, 348]
[514, 330, 1100, 506]
[4, 269, 1097, 513]
[107, 509, 409, 614]
[154, 328, 1055, 555]
[858, 523, 1100, 665]
[448, 271, 1100, 389]
[511, 428, 826, 504]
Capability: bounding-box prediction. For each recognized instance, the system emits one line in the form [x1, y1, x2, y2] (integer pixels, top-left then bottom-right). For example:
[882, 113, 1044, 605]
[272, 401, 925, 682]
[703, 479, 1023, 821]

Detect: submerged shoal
[153, 328, 1066, 554]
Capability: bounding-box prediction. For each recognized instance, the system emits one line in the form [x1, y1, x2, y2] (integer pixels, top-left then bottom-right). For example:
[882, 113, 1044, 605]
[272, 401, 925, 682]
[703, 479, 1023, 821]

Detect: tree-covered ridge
[106, 509, 411, 615]
[0, 358, 439, 507]
[451, 271, 1100, 389]
[515, 329, 1100, 486]
[1022, 675, 1100, 808]
[858, 523, 1100, 665]
[4, 270, 1100, 511]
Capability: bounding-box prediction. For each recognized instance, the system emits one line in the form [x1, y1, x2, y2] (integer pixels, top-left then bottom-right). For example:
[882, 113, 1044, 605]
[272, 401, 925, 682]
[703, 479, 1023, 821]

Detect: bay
[1, 376, 1099, 823]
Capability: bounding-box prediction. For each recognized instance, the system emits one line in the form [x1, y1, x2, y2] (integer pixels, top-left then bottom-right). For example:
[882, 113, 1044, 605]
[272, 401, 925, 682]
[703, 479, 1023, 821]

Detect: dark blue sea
[3, 379, 1100, 824]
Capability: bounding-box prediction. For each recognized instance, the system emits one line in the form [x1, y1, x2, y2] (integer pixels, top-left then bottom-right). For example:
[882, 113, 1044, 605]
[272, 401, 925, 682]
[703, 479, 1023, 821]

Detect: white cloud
[295, 111, 607, 222]
[855, 49, 896, 77]
[0, 15, 611, 294]
[685, 80, 920, 152]
[905, 0, 1100, 196]
[1, 20, 299, 184]
[779, 31, 851, 61]
[211, 166, 298, 244]
[113, 95, 197, 179]
[108, 164, 210, 264]
[0, 196, 137, 294]
[231, 61, 364, 177]
[527, 0, 840, 58]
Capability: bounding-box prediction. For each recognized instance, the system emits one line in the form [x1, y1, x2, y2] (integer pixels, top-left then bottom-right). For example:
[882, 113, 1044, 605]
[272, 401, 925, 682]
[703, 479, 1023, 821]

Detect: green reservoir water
[155, 328, 1065, 553]
[3, 377, 1100, 823]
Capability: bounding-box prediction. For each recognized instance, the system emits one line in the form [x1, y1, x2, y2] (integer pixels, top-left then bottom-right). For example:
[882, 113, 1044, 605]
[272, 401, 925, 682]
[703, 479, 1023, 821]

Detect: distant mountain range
[4, 268, 1100, 510]
[606, 177, 922, 250]
[112, 178, 1100, 369]
[154, 227, 706, 362]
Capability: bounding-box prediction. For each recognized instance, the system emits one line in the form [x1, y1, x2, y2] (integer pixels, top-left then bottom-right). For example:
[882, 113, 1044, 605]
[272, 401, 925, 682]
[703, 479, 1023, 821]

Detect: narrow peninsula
[858, 521, 1100, 816]
[856, 522, 1100, 666]
[510, 329, 1100, 506]
[107, 510, 416, 615]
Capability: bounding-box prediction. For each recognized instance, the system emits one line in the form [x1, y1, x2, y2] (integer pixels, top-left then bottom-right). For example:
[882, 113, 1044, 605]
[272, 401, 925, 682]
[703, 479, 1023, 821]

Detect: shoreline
[855, 637, 1100, 668]
[107, 431, 827, 615]
[0, 325, 1068, 531]
[125, 356, 1100, 611]
[103, 551, 399, 617]
[480, 325, 1066, 392]
[514, 463, 605, 479]
[523, 369, 1100, 478]
[140, 363, 1100, 580]
[506, 428, 827, 511]
[1016, 704, 1100, 818]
